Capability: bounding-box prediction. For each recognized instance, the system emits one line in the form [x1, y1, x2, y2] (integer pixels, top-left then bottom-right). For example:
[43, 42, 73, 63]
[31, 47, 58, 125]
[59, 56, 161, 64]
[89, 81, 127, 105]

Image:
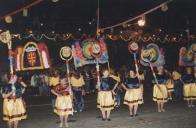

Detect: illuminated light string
[99, 0, 173, 31]
[9, 32, 191, 43]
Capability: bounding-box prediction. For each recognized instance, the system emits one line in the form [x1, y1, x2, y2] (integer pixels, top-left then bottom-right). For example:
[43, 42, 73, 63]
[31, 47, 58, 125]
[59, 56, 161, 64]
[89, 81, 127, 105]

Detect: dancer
[51, 77, 73, 128]
[153, 66, 169, 112]
[97, 69, 118, 121]
[1, 75, 27, 128]
[122, 69, 143, 117]
[182, 67, 196, 107]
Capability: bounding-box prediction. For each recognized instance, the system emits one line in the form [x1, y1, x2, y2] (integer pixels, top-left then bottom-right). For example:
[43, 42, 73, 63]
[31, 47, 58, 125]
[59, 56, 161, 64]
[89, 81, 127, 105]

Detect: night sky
[0, 0, 196, 70]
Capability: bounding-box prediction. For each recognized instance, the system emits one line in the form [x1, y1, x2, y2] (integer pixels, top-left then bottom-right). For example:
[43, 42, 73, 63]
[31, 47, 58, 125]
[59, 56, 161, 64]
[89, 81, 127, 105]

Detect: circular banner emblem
[91, 42, 102, 58]
[60, 46, 72, 61]
[128, 41, 139, 53]
[141, 44, 159, 63]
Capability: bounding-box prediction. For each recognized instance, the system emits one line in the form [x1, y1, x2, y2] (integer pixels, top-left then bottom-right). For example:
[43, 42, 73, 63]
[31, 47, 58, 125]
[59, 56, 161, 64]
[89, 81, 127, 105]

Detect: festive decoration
[14, 42, 51, 71]
[0, 0, 43, 20]
[128, 41, 139, 53]
[60, 46, 73, 61]
[128, 42, 140, 82]
[179, 44, 196, 66]
[161, 3, 168, 12]
[59, 46, 73, 87]
[100, 0, 173, 31]
[22, 9, 28, 17]
[5, 16, 13, 23]
[82, 38, 95, 59]
[72, 38, 108, 68]
[138, 15, 146, 27]
[140, 43, 165, 67]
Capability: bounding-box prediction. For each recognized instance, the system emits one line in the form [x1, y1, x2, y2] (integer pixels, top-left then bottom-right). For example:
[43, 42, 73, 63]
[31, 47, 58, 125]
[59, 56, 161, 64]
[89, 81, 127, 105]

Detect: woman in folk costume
[1, 75, 27, 128]
[153, 66, 169, 112]
[97, 69, 118, 121]
[51, 77, 73, 128]
[182, 67, 196, 107]
[121, 69, 143, 117]
[70, 71, 85, 112]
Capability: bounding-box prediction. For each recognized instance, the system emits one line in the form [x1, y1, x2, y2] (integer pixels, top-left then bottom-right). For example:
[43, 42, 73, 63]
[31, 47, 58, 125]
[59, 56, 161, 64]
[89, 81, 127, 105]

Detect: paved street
[0, 91, 196, 128]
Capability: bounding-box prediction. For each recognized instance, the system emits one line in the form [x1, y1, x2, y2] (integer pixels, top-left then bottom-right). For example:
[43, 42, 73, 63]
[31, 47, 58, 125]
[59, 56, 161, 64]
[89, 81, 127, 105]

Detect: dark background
[0, 0, 195, 70]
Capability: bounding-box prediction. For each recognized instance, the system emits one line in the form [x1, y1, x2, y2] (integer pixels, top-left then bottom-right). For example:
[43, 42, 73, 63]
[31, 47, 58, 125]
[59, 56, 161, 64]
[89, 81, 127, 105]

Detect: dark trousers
[174, 80, 183, 100]
[73, 88, 84, 112]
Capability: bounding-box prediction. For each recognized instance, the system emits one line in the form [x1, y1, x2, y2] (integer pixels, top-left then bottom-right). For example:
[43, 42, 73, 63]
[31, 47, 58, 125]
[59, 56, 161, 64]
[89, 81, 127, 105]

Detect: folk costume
[182, 74, 196, 101]
[153, 73, 169, 103]
[53, 84, 73, 116]
[123, 77, 143, 106]
[97, 77, 117, 111]
[1, 83, 27, 122]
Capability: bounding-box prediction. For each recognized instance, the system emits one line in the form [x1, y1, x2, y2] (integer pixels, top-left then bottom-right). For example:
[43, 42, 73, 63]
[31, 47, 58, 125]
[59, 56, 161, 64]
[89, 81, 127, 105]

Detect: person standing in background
[172, 69, 183, 100]
[49, 70, 60, 108]
[71, 71, 85, 112]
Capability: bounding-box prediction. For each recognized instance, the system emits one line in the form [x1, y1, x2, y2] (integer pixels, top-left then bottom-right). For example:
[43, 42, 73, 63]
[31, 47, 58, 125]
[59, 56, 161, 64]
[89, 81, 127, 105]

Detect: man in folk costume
[51, 77, 73, 128]
[97, 69, 118, 121]
[1, 75, 27, 128]
[121, 69, 143, 117]
[153, 66, 169, 112]
[182, 67, 196, 107]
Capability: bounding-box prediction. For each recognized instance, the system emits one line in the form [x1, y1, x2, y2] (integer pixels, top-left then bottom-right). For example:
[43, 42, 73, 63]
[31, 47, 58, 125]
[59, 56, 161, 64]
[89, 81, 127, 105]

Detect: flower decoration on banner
[179, 43, 196, 66]
[14, 41, 51, 71]
[72, 38, 108, 68]
[140, 43, 165, 67]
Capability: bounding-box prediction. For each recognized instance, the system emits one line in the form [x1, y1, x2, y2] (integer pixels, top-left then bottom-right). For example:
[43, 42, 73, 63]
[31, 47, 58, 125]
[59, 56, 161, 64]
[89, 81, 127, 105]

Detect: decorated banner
[179, 44, 196, 66]
[14, 42, 51, 71]
[140, 43, 165, 67]
[72, 38, 108, 68]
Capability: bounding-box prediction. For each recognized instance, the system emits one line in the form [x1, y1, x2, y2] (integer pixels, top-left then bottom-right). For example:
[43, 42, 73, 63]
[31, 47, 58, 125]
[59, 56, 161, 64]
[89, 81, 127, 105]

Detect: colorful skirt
[166, 79, 174, 92]
[54, 95, 73, 116]
[97, 91, 116, 111]
[183, 83, 196, 100]
[153, 84, 168, 102]
[3, 98, 27, 122]
[124, 87, 143, 105]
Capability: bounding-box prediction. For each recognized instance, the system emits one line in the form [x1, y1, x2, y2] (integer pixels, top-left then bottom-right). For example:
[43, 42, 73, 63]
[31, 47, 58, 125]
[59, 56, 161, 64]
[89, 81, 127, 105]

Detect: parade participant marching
[51, 77, 73, 128]
[121, 69, 143, 117]
[97, 69, 118, 121]
[153, 66, 169, 112]
[1, 75, 27, 128]
[71, 70, 85, 112]
[182, 67, 196, 107]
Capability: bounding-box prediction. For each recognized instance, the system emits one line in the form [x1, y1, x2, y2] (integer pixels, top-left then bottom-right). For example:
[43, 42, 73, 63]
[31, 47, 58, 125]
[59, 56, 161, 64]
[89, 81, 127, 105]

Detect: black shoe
[102, 118, 106, 121]
[107, 118, 111, 121]
[129, 115, 133, 117]
[134, 114, 138, 117]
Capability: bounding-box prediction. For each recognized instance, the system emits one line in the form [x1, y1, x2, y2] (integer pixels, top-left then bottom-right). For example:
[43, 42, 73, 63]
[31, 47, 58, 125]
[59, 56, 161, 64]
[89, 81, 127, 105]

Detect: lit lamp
[52, 0, 59, 2]
[138, 15, 145, 27]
